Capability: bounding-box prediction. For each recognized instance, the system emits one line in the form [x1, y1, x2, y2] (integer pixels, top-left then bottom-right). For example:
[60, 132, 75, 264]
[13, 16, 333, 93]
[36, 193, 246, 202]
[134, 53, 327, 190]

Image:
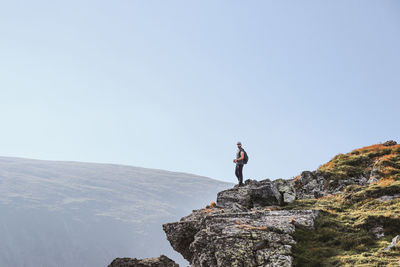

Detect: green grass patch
[287, 188, 400, 266]
[288, 144, 400, 265]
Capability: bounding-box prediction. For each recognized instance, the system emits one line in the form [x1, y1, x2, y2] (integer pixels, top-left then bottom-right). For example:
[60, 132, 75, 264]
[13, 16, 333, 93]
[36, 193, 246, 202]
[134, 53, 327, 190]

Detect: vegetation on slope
[319, 142, 400, 182]
[287, 142, 400, 266]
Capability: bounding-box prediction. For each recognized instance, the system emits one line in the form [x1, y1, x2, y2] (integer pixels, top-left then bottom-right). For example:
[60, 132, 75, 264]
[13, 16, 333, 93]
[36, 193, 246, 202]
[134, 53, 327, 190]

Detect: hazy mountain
[0, 156, 232, 267]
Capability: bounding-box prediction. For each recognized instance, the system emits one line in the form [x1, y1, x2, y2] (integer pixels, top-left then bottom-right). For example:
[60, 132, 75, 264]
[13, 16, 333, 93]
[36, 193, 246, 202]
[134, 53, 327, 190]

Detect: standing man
[233, 142, 245, 186]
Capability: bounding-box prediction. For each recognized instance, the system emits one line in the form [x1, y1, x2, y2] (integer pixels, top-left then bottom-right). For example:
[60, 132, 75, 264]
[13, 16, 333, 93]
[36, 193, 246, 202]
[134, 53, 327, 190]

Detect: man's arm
[234, 151, 245, 163]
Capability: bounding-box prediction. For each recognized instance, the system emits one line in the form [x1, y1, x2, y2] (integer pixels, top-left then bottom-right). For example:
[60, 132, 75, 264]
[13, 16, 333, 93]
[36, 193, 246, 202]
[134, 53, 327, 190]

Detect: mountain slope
[162, 141, 400, 267]
[290, 141, 400, 266]
[0, 157, 232, 267]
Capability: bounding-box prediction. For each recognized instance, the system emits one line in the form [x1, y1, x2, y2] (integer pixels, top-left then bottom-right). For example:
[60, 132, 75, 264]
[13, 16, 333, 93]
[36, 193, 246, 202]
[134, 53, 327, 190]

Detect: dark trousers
[235, 164, 244, 184]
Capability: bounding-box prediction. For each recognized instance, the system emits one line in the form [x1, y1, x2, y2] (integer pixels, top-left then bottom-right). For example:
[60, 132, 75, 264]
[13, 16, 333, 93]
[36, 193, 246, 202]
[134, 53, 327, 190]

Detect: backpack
[242, 149, 249, 164]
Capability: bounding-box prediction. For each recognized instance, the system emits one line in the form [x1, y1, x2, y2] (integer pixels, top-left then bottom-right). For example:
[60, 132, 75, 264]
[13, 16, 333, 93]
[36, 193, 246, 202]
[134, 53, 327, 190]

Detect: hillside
[289, 141, 400, 266]
[0, 157, 232, 267]
[161, 141, 400, 267]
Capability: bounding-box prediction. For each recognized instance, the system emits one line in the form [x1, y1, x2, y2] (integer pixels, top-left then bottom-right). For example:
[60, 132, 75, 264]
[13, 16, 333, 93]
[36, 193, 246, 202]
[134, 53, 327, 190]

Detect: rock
[377, 194, 400, 202]
[108, 255, 178, 267]
[230, 202, 249, 212]
[162, 221, 200, 262]
[385, 235, 400, 251]
[297, 171, 315, 185]
[294, 171, 327, 199]
[370, 226, 385, 239]
[216, 179, 281, 209]
[283, 192, 296, 204]
[162, 170, 390, 266]
[274, 179, 296, 204]
[163, 208, 318, 266]
[294, 171, 373, 199]
[383, 140, 397, 146]
[359, 176, 368, 185]
[253, 240, 269, 251]
[339, 176, 369, 187]
[368, 167, 380, 183]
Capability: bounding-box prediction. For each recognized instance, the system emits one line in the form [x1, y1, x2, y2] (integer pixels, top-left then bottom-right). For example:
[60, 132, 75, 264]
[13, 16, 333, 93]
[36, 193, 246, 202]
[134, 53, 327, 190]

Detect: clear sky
[1, 1, 399, 183]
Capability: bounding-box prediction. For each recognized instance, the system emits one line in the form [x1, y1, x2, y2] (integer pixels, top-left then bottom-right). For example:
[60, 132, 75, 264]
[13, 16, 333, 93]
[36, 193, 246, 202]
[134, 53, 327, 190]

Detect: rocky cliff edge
[163, 141, 400, 266]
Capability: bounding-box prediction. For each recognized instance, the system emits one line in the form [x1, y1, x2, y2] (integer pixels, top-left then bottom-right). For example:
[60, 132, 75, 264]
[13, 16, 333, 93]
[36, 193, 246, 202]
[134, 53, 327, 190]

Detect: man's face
[237, 144, 241, 148]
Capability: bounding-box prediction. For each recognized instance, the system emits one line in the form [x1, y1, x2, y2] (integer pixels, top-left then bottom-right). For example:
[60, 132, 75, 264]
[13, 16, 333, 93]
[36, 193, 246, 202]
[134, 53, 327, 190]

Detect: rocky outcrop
[273, 179, 296, 204]
[217, 179, 281, 209]
[215, 169, 370, 207]
[161, 142, 399, 266]
[108, 255, 178, 267]
[293, 170, 369, 199]
[164, 208, 318, 266]
[163, 179, 319, 267]
[162, 160, 392, 266]
[383, 140, 397, 146]
[111, 141, 400, 266]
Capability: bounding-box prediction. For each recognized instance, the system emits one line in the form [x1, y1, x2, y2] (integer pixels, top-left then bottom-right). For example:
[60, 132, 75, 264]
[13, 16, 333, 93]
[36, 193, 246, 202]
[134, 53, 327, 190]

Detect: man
[233, 142, 245, 186]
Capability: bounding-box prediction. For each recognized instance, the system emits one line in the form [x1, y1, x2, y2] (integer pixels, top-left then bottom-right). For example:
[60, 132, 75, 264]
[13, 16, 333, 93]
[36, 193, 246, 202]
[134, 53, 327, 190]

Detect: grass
[288, 195, 400, 266]
[286, 143, 400, 266]
[318, 143, 400, 182]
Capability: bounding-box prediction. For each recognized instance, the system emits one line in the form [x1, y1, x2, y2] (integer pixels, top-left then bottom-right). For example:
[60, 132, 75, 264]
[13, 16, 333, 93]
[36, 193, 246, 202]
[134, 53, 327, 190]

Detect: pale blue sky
[1, 1, 399, 183]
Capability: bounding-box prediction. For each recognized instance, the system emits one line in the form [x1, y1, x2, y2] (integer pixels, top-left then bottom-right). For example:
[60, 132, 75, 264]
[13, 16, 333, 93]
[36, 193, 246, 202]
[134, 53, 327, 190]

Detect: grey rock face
[164, 181, 319, 267]
[294, 171, 328, 199]
[377, 194, 400, 202]
[385, 235, 400, 251]
[217, 179, 281, 209]
[294, 170, 371, 200]
[108, 255, 179, 267]
[164, 208, 318, 267]
[274, 179, 296, 204]
[370, 226, 385, 239]
[368, 177, 379, 184]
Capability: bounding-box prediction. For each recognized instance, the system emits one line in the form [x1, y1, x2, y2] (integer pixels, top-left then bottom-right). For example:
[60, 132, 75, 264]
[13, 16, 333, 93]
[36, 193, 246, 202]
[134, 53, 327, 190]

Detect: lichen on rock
[163, 181, 318, 266]
[108, 255, 178, 267]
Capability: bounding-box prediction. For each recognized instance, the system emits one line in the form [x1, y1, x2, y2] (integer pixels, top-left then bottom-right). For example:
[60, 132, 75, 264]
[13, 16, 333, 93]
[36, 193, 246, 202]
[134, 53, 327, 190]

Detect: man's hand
[233, 159, 237, 163]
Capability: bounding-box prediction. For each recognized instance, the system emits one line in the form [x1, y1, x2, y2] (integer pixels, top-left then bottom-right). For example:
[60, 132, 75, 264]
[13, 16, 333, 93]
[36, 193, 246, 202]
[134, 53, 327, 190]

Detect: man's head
[237, 142, 242, 148]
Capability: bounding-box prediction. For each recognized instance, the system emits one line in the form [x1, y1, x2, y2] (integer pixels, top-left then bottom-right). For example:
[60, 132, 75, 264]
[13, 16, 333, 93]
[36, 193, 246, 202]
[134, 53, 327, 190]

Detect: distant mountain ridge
[0, 156, 232, 267]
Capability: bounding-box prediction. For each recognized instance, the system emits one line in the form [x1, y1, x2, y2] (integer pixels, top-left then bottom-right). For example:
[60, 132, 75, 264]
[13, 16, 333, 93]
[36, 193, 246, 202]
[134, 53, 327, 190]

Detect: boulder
[163, 207, 318, 266]
[274, 179, 296, 204]
[377, 194, 400, 202]
[385, 235, 400, 251]
[294, 171, 327, 199]
[370, 226, 385, 239]
[216, 179, 281, 209]
[162, 221, 200, 262]
[108, 255, 178, 267]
